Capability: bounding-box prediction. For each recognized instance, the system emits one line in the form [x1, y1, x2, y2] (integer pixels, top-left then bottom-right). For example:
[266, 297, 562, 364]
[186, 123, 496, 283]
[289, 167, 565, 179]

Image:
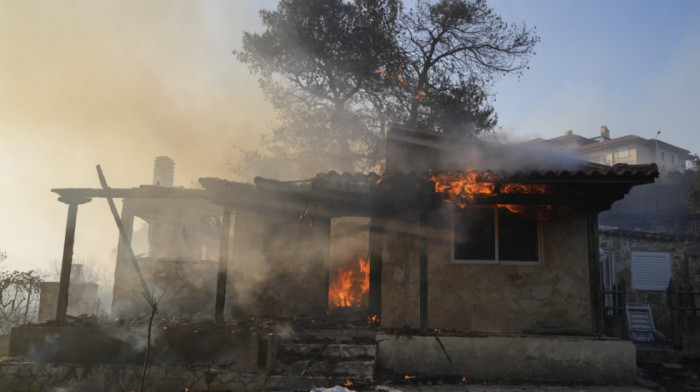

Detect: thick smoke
[0, 1, 276, 272]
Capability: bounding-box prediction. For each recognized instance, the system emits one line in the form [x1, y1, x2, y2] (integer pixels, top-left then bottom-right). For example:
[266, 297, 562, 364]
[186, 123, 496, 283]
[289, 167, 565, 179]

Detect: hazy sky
[1, 0, 698, 272]
[490, 0, 700, 149]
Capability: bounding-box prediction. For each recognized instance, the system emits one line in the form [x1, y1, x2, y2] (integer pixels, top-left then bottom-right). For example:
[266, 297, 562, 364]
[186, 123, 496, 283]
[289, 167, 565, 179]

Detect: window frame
[615, 147, 630, 159]
[449, 205, 543, 266]
[630, 251, 671, 291]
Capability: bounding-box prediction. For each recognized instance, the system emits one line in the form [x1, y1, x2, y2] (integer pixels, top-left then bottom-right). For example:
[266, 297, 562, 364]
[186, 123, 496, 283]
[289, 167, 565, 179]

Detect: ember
[328, 257, 370, 309]
[500, 183, 551, 194]
[367, 313, 379, 325]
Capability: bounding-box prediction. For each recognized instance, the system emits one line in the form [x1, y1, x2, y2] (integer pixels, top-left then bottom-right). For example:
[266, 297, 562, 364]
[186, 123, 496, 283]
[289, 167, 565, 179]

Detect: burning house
[198, 125, 658, 333]
[7, 124, 660, 390]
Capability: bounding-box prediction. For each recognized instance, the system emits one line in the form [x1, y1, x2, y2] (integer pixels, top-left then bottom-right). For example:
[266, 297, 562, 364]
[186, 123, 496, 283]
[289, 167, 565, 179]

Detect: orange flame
[500, 183, 551, 194]
[375, 162, 386, 175]
[414, 90, 426, 100]
[430, 171, 557, 219]
[344, 379, 354, 386]
[328, 257, 370, 309]
[430, 170, 499, 207]
[379, 67, 406, 85]
[430, 171, 552, 206]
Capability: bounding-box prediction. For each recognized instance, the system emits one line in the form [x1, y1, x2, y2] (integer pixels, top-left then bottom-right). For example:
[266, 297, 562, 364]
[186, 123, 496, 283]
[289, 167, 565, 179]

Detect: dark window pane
[498, 207, 538, 262]
[454, 207, 495, 260]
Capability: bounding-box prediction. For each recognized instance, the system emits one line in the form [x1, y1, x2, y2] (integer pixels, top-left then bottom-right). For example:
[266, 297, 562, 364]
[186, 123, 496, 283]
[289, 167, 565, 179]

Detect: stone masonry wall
[599, 232, 687, 335]
[380, 212, 422, 329]
[0, 361, 261, 392]
[381, 207, 592, 334]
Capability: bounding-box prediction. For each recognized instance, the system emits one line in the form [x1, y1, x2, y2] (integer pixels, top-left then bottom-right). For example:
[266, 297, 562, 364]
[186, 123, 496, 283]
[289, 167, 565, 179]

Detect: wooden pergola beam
[55, 196, 91, 325]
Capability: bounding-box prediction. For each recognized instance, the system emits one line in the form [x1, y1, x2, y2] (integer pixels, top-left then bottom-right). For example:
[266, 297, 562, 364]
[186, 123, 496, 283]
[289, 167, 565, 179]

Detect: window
[593, 155, 608, 165]
[615, 147, 630, 158]
[452, 206, 541, 264]
[661, 151, 665, 161]
[671, 154, 675, 164]
[631, 251, 670, 291]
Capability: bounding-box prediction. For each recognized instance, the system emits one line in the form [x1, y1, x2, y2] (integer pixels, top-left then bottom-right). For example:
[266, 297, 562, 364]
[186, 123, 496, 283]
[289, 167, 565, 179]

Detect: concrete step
[273, 341, 377, 383]
[279, 343, 377, 359]
[262, 375, 348, 391]
[278, 359, 375, 378]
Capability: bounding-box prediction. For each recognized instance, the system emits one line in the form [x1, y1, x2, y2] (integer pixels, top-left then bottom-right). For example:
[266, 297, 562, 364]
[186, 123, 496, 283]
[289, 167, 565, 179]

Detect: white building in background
[537, 126, 692, 173]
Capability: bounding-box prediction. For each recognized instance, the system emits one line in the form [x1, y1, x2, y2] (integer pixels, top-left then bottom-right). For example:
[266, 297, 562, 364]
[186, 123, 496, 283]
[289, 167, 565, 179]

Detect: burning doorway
[328, 217, 370, 316]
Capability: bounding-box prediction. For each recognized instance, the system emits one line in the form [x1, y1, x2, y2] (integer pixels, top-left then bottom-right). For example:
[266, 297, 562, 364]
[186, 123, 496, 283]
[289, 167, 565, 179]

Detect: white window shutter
[631, 251, 671, 291]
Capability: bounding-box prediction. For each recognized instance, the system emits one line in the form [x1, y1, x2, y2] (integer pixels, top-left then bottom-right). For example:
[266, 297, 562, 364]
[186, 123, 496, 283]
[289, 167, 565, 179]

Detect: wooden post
[215, 206, 232, 324]
[311, 216, 331, 319]
[112, 199, 135, 317]
[586, 209, 604, 336]
[667, 279, 683, 349]
[619, 278, 628, 339]
[368, 217, 383, 318]
[55, 196, 91, 325]
[96, 165, 150, 297]
[419, 208, 429, 331]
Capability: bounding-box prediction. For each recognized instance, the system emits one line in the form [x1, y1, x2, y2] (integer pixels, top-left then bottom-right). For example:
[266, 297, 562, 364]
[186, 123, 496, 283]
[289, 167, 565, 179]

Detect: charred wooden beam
[55, 196, 91, 325]
[419, 208, 429, 331]
[368, 216, 383, 318]
[96, 165, 150, 299]
[315, 218, 332, 320]
[52, 186, 209, 200]
[215, 207, 232, 324]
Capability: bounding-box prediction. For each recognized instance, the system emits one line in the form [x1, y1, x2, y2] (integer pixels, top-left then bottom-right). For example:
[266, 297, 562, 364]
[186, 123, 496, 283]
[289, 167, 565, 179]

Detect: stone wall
[0, 361, 261, 392]
[376, 333, 637, 384]
[599, 231, 687, 335]
[379, 212, 422, 328]
[381, 208, 593, 334]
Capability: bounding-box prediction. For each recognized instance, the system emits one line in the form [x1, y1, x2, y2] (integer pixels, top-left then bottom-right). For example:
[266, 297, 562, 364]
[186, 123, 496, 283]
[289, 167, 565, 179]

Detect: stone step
[278, 359, 375, 379]
[279, 343, 377, 359]
[263, 375, 352, 392]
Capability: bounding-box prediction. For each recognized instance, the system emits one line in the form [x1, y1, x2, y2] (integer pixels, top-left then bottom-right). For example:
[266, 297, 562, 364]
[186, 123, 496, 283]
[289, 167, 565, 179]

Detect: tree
[392, 0, 538, 135]
[236, 0, 538, 177]
[237, 0, 401, 177]
[0, 270, 42, 332]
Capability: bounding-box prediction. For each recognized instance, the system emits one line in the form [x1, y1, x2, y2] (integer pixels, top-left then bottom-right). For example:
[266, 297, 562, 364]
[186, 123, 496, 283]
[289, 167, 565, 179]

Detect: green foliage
[236, 0, 538, 177]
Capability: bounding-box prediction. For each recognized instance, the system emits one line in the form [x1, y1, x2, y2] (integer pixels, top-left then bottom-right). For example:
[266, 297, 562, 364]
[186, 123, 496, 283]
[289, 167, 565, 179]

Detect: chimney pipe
[600, 126, 610, 140]
[153, 156, 174, 186]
